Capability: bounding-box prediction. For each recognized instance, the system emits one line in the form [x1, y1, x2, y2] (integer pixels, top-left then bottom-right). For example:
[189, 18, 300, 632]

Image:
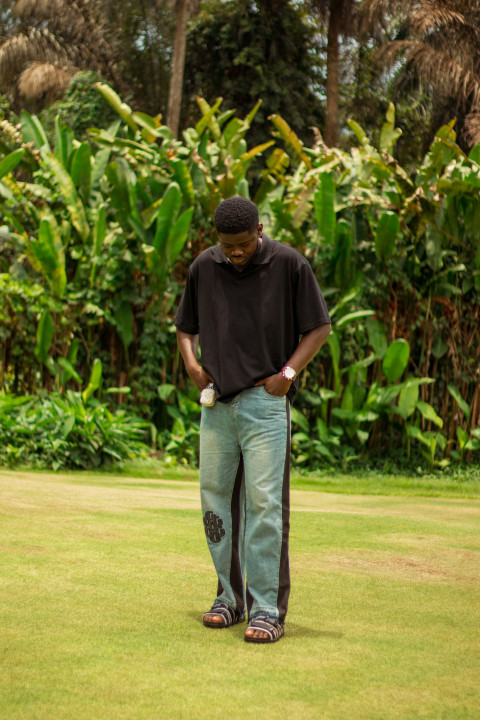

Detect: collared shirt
[175, 234, 331, 402]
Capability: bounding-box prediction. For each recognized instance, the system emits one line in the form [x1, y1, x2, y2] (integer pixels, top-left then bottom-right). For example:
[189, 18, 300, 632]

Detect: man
[175, 196, 331, 644]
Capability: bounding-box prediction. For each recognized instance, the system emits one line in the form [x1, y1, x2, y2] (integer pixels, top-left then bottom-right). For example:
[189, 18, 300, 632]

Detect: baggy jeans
[199, 386, 291, 623]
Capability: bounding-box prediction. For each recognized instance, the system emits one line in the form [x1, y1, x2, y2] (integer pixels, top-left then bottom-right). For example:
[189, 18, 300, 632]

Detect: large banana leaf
[397, 383, 419, 419]
[269, 114, 312, 169]
[82, 358, 103, 404]
[366, 318, 387, 358]
[195, 97, 223, 140]
[54, 116, 74, 168]
[382, 339, 410, 383]
[379, 103, 402, 154]
[333, 219, 352, 290]
[95, 83, 138, 133]
[313, 173, 336, 244]
[29, 218, 67, 297]
[221, 117, 247, 155]
[132, 112, 174, 142]
[20, 111, 49, 150]
[416, 400, 443, 429]
[71, 143, 92, 204]
[347, 118, 373, 150]
[327, 331, 341, 394]
[220, 101, 262, 155]
[169, 158, 195, 206]
[447, 384, 471, 418]
[153, 182, 182, 256]
[113, 301, 134, 362]
[0, 149, 25, 179]
[244, 99, 262, 128]
[375, 210, 399, 262]
[106, 157, 132, 227]
[41, 151, 90, 242]
[90, 204, 106, 286]
[91, 145, 115, 197]
[166, 207, 194, 267]
[35, 309, 54, 364]
[231, 141, 275, 179]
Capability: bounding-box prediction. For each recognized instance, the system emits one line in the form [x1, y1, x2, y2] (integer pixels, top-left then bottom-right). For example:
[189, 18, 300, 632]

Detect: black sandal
[244, 615, 285, 644]
[203, 602, 246, 628]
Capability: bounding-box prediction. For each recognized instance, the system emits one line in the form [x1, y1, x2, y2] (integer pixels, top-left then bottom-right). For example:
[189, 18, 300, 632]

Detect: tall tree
[361, 0, 480, 147]
[165, 0, 198, 137]
[306, 0, 358, 146]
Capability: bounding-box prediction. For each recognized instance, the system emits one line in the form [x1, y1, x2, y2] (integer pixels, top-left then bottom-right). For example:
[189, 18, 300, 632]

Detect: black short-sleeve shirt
[175, 234, 331, 403]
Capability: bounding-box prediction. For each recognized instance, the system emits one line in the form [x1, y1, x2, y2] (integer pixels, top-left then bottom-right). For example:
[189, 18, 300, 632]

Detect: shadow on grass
[286, 623, 344, 639]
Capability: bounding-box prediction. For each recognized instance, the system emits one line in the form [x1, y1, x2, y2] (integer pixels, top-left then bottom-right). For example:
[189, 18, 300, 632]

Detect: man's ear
[258, 223, 264, 237]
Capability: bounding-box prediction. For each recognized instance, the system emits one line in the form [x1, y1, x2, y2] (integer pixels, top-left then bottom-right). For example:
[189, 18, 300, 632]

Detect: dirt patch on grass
[299, 547, 480, 585]
[291, 489, 480, 523]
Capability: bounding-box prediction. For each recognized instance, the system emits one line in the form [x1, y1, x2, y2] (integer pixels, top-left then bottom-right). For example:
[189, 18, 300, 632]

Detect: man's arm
[176, 329, 213, 390]
[257, 323, 332, 396]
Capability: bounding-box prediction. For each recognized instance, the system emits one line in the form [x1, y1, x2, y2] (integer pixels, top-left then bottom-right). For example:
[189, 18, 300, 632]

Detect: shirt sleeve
[295, 259, 331, 334]
[175, 265, 199, 334]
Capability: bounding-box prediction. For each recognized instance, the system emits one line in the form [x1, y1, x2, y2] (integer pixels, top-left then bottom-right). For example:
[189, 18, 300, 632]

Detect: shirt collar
[213, 233, 274, 265]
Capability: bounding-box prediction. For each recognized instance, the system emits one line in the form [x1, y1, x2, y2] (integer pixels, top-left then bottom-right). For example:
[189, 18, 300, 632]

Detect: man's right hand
[187, 363, 213, 391]
[176, 330, 213, 391]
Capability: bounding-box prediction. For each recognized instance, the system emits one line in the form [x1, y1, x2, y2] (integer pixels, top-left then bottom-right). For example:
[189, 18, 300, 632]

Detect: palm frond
[405, 41, 480, 109]
[13, 0, 67, 20]
[0, 29, 69, 86]
[464, 112, 480, 146]
[409, 3, 466, 35]
[359, 0, 409, 27]
[18, 60, 75, 100]
[2, 0, 124, 99]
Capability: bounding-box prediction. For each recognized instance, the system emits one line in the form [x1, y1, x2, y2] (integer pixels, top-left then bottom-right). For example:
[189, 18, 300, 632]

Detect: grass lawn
[1, 467, 480, 719]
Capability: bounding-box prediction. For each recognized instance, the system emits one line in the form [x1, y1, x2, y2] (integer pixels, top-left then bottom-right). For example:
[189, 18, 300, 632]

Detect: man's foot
[203, 602, 245, 628]
[244, 615, 285, 643]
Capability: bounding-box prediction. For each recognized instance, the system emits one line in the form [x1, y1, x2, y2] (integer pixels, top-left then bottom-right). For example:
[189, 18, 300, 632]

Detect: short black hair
[214, 196, 259, 234]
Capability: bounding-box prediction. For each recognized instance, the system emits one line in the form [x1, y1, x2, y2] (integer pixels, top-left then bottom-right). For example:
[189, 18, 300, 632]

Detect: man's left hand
[255, 372, 291, 397]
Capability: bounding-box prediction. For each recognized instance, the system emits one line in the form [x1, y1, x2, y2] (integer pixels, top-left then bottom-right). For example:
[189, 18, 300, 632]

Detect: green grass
[90, 458, 480, 498]
[1, 468, 480, 719]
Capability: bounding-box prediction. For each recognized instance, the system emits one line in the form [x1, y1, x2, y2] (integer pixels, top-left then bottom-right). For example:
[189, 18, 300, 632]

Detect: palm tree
[360, 0, 480, 146]
[164, 0, 198, 138]
[0, 0, 122, 110]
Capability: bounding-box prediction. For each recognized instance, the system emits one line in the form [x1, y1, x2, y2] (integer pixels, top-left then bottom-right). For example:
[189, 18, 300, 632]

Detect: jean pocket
[261, 385, 285, 400]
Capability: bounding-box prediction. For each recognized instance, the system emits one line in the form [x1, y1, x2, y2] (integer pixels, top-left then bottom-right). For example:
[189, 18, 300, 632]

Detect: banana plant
[447, 384, 480, 461]
[182, 96, 274, 211]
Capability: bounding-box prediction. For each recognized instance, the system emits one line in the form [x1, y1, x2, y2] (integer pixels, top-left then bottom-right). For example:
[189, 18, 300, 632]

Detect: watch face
[284, 367, 296, 380]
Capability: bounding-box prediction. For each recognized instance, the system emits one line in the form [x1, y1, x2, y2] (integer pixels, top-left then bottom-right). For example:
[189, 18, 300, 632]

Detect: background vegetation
[0, 0, 479, 472]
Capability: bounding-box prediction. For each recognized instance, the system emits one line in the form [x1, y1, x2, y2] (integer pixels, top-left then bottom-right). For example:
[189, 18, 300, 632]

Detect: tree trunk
[324, 0, 342, 147]
[167, 0, 189, 138]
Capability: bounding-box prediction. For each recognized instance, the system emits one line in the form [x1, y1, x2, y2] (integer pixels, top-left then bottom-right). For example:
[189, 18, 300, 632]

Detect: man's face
[218, 224, 263, 269]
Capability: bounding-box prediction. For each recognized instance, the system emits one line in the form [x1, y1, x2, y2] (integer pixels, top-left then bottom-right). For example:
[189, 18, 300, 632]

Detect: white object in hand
[200, 383, 216, 407]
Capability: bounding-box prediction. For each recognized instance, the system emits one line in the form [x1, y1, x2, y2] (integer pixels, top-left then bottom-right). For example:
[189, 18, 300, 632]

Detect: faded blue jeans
[200, 386, 291, 623]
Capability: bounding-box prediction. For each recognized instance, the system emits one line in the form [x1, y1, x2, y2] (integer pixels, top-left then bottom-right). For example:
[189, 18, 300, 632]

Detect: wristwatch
[281, 365, 297, 382]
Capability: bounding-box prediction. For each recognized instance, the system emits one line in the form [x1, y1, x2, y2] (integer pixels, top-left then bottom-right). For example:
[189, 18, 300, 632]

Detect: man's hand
[176, 330, 213, 391]
[255, 372, 291, 397]
[187, 362, 213, 391]
[254, 324, 332, 397]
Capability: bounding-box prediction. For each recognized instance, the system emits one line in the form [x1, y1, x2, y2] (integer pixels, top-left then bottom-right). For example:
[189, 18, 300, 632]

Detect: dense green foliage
[0, 83, 479, 471]
[183, 0, 324, 146]
[0, 390, 150, 470]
